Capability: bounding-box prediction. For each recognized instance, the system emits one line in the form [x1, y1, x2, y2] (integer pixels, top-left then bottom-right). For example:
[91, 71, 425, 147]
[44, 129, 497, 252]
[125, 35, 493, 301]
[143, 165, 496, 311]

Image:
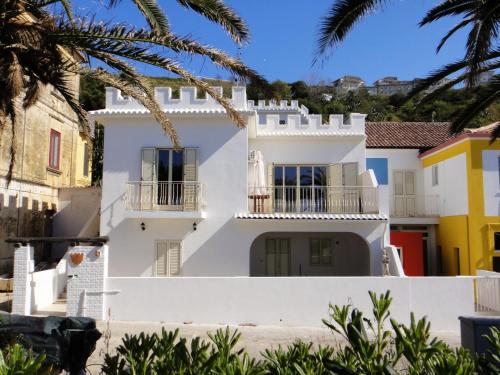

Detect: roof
[365, 122, 453, 149]
[419, 122, 499, 159]
[234, 213, 388, 221]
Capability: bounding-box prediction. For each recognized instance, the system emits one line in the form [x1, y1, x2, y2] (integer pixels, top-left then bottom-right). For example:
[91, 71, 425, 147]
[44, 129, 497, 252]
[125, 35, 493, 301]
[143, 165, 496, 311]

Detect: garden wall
[104, 276, 473, 331]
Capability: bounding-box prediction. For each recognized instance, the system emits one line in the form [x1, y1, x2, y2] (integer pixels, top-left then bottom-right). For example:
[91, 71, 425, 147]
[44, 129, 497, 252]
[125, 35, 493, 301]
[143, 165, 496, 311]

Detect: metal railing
[391, 195, 440, 217]
[125, 181, 205, 211]
[475, 270, 500, 314]
[248, 186, 378, 214]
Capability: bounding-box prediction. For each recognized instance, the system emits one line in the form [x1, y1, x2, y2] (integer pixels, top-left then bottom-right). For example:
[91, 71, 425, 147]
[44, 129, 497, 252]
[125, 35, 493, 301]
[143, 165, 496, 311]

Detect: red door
[390, 231, 424, 276]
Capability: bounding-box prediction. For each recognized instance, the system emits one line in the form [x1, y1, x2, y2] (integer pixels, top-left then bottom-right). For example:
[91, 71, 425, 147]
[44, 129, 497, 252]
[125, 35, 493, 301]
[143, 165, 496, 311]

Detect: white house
[91, 86, 391, 279]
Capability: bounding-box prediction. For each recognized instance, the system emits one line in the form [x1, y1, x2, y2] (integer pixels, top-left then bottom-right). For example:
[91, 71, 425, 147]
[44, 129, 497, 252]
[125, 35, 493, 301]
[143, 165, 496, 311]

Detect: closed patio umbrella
[249, 151, 268, 212]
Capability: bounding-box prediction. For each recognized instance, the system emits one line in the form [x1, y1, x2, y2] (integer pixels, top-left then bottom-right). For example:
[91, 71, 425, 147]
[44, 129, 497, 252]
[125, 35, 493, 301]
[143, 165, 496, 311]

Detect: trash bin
[0, 312, 101, 374]
[459, 316, 500, 355]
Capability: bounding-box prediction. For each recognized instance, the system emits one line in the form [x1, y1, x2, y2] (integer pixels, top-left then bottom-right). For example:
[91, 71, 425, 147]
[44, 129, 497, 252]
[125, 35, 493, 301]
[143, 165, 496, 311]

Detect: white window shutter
[404, 171, 415, 195]
[267, 163, 274, 213]
[183, 148, 198, 211]
[168, 241, 181, 276]
[141, 148, 156, 210]
[155, 241, 168, 276]
[342, 163, 359, 186]
[393, 171, 404, 195]
[328, 164, 342, 213]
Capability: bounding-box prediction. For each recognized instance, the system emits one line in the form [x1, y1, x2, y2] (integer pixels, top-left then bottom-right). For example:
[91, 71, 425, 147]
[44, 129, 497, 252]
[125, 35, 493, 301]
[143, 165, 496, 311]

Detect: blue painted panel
[366, 158, 388, 185]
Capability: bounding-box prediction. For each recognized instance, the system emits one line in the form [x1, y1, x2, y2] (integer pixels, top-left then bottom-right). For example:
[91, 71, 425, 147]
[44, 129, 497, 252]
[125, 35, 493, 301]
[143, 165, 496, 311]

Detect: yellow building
[420, 123, 500, 275]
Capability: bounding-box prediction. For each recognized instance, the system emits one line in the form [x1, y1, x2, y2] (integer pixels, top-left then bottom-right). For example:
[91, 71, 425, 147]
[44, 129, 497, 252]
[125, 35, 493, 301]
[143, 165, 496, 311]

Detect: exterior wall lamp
[140, 222, 146, 231]
[193, 222, 197, 231]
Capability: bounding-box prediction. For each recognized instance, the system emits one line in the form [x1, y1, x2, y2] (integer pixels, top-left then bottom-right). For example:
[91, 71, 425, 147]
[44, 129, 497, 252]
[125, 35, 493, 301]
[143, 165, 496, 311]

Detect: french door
[265, 238, 290, 276]
[393, 170, 416, 217]
[157, 149, 184, 209]
[273, 165, 327, 212]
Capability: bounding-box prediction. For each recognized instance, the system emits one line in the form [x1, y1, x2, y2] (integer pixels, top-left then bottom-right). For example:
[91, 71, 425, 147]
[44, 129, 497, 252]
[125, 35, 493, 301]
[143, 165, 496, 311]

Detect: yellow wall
[422, 138, 500, 275]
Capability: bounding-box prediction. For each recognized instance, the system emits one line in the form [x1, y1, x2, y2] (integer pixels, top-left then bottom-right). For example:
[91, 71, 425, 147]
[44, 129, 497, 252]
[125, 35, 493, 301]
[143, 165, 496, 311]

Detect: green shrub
[0, 344, 47, 375]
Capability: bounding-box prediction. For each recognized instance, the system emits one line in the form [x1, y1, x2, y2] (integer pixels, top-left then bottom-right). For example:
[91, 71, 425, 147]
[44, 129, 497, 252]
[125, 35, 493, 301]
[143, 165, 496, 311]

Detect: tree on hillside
[316, 0, 500, 136]
[0, 0, 264, 182]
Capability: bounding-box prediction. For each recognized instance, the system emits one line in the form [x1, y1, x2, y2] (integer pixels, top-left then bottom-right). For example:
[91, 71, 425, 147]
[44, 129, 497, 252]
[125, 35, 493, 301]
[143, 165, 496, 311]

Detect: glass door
[265, 238, 290, 276]
[157, 149, 184, 208]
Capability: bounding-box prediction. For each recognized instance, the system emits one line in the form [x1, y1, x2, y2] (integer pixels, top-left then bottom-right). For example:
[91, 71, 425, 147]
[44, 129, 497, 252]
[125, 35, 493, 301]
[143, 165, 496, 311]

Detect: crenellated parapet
[255, 112, 366, 137]
[104, 86, 248, 111]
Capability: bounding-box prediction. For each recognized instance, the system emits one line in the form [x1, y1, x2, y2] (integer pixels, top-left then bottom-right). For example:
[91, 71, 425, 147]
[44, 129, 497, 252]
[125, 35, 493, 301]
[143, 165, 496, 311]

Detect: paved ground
[86, 320, 462, 372]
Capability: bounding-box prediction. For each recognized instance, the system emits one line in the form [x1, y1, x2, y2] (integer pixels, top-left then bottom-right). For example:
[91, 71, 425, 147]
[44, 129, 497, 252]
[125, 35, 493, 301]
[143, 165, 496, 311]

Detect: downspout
[16, 107, 28, 237]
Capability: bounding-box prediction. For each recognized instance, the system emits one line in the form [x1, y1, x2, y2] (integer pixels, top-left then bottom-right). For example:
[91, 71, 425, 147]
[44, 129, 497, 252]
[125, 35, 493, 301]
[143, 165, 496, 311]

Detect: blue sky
[71, 0, 469, 84]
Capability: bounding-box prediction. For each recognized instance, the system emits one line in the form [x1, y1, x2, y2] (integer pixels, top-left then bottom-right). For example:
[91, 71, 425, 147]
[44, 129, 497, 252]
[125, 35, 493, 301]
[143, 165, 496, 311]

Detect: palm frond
[419, 0, 474, 26]
[85, 68, 179, 147]
[108, 0, 169, 35]
[435, 17, 473, 53]
[315, 0, 385, 63]
[406, 48, 500, 99]
[451, 75, 500, 133]
[176, 0, 249, 44]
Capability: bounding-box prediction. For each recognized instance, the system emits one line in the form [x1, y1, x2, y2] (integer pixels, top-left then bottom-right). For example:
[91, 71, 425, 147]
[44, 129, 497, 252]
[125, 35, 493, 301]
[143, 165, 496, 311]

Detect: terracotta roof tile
[365, 122, 453, 149]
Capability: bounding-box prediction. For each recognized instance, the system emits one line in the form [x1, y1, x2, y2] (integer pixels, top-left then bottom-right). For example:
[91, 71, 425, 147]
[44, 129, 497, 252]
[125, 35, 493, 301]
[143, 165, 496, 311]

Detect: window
[155, 240, 181, 277]
[48, 130, 61, 170]
[454, 247, 460, 275]
[494, 232, 500, 251]
[83, 144, 89, 177]
[273, 165, 327, 212]
[432, 165, 439, 186]
[493, 257, 500, 273]
[366, 158, 388, 185]
[310, 238, 333, 265]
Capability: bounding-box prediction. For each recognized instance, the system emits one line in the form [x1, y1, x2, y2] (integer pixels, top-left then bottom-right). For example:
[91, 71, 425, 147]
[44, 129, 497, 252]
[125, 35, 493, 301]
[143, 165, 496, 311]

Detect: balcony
[125, 181, 206, 219]
[390, 195, 440, 222]
[248, 186, 379, 215]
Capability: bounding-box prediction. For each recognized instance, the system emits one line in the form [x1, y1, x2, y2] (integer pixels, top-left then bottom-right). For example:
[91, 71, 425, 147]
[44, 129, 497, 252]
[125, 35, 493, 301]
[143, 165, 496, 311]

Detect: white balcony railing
[248, 186, 378, 214]
[125, 181, 205, 211]
[391, 195, 440, 218]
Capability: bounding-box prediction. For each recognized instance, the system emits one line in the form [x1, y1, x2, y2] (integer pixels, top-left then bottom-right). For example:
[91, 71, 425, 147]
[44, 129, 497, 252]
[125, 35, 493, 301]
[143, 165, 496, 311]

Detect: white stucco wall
[424, 152, 468, 216]
[251, 138, 366, 170]
[366, 148, 424, 214]
[99, 111, 386, 278]
[482, 150, 500, 216]
[105, 276, 473, 331]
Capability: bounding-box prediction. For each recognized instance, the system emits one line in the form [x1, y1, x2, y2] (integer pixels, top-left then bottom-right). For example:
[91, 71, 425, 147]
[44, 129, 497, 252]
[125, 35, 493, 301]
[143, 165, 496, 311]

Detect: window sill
[46, 167, 62, 175]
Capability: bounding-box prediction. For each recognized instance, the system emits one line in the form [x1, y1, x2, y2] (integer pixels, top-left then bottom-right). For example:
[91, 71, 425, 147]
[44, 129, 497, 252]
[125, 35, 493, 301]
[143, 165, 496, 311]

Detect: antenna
[232, 46, 243, 86]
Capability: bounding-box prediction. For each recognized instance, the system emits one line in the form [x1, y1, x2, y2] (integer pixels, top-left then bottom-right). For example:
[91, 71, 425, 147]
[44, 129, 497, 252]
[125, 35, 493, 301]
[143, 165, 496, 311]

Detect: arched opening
[250, 232, 371, 276]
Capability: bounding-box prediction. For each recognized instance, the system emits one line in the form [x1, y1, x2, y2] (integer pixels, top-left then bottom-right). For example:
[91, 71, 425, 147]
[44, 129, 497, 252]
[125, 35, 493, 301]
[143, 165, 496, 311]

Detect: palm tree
[316, 0, 500, 136]
[0, 0, 264, 181]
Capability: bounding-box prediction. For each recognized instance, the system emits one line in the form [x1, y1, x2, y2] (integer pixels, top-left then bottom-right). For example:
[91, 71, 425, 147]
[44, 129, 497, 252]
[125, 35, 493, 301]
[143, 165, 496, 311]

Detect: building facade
[366, 121, 500, 275]
[0, 75, 92, 273]
[92, 86, 393, 279]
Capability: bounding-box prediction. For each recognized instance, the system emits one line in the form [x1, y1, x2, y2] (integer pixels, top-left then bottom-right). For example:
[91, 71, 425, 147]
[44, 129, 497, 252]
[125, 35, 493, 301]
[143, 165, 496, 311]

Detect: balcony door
[141, 148, 198, 211]
[393, 170, 416, 217]
[157, 149, 184, 209]
[273, 165, 327, 213]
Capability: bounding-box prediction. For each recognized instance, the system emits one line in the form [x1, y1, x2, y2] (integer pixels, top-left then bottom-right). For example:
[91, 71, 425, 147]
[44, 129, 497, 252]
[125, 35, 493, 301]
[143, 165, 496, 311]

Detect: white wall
[100, 116, 249, 276]
[424, 152, 468, 216]
[366, 148, 424, 214]
[251, 138, 366, 171]
[482, 150, 500, 216]
[105, 276, 474, 332]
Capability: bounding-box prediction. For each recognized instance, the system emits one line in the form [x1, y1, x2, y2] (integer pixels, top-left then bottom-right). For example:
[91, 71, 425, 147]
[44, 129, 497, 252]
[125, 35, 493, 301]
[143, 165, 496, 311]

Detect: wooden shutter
[168, 241, 181, 276]
[393, 171, 404, 195]
[267, 163, 274, 213]
[342, 163, 359, 186]
[405, 171, 416, 216]
[183, 148, 198, 211]
[155, 241, 181, 276]
[155, 241, 168, 276]
[328, 164, 343, 213]
[141, 148, 156, 210]
[393, 170, 405, 216]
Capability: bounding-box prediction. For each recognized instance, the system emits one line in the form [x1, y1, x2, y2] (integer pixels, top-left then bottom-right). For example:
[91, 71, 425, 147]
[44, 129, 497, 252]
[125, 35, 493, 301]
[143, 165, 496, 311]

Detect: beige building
[0, 73, 92, 273]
